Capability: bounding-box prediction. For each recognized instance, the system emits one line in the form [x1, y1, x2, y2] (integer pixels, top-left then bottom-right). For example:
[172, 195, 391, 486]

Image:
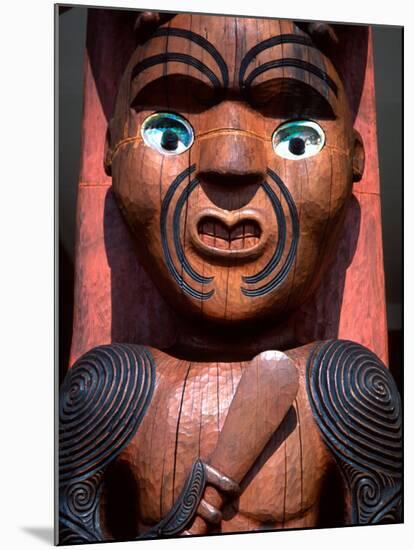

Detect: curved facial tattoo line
[173, 179, 213, 285]
[160, 165, 214, 301]
[238, 33, 315, 87]
[239, 34, 338, 98]
[241, 168, 299, 298]
[132, 53, 222, 91]
[161, 165, 299, 301]
[149, 27, 229, 88]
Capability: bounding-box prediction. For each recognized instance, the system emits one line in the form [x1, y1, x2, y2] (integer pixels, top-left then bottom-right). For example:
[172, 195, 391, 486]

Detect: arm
[58, 344, 156, 544]
[306, 339, 402, 524]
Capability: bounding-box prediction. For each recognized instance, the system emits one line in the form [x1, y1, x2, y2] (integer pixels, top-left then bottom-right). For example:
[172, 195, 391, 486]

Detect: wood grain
[61, 10, 395, 543]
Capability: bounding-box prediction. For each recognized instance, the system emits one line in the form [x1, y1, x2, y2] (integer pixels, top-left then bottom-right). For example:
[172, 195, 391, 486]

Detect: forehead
[129, 14, 340, 102]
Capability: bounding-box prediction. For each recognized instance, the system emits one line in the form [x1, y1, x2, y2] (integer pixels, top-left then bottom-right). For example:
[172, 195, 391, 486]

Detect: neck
[164, 312, 300, 362]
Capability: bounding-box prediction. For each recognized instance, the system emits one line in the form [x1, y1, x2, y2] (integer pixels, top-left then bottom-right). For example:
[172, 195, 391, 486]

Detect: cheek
[294, 151, 335, 228]
[112, 143, 192, 231]
[265, 145, 352, 238]
[263, 145, 352, 295]
[112, 144, 160, 228]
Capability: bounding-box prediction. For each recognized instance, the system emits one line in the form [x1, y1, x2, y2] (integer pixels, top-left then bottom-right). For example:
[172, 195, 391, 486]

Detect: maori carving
[139, 459, 207, 539]
[105, 12, 365, 328]
[306, 340, 402, 524]
[137, 27, 229, 101]
[150, 27, 229, 88]
[242, 57, 338, 97]
[62, 9, 401, 544]
[160, 164, 214, 300]
[59, 472, 104, 544]
[239, 34, 314, 88]
[241, 168, 299, 297]
[160, 164, 299, 300]
[59, 344, 156, 543]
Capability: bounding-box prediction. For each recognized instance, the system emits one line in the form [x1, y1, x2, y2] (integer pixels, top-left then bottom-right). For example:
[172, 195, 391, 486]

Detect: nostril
[198, 170, 264, 187]
[198, 170, 263, 211]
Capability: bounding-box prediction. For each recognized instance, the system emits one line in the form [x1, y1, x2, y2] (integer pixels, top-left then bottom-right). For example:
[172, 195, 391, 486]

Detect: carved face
[106, 14, 364, 325]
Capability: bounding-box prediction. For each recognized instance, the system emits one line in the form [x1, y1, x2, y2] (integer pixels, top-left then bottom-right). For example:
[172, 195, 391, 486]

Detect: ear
[352, 128, 365, 182]
[104, 120, 113, 177]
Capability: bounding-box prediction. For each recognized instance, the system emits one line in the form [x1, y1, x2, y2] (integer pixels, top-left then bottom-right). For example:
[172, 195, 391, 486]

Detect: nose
[197, 133, 267, 188]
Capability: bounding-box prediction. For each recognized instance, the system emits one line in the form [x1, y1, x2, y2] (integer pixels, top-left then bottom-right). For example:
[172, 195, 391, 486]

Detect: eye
[141, 112, 194, 155]
[272, 120, 325, 160]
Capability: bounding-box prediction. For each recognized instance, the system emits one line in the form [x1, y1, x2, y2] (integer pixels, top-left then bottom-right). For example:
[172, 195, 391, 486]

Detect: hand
[183, 463, 240, 535]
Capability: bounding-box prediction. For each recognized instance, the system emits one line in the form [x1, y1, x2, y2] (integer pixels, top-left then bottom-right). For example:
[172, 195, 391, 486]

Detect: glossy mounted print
[57, 5, 403, 545]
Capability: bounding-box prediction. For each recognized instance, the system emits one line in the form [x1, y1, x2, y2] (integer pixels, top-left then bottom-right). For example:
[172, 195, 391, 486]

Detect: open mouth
[190, 208, 268, 261]
[197, 217, 262, 250]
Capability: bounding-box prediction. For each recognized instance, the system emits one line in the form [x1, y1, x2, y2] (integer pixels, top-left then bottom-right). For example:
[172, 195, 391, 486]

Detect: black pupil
[161, 129, 179, 151]
[288, 137, 306, 156]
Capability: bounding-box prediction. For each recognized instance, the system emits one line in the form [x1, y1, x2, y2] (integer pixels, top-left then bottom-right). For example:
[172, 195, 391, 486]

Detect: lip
[190, 208, 268, 261]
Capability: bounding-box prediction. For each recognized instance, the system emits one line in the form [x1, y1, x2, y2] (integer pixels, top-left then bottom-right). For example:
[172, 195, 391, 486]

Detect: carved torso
[59, 340, 401, 542]
[107, 347, 339, 535]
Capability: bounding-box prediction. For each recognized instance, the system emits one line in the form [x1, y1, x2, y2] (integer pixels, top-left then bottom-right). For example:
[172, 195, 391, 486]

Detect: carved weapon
[141, 350, 299, 538]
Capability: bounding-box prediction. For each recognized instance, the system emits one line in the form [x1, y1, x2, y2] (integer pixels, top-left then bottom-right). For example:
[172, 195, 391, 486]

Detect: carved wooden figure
[59, 11, 402, 544]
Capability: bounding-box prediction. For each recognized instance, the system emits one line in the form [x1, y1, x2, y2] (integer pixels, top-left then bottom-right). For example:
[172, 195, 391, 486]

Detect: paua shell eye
[272, 120, 325, 160]
[141, 112, 194, 155]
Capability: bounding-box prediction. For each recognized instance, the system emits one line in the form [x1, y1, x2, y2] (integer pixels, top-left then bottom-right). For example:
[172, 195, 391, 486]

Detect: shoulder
[305, 339, 402, 523]
[59, 343, 156, 483]
[305, 339, 401, 475]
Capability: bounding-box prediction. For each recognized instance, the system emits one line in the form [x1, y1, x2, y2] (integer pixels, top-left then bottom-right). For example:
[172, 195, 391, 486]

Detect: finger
[197, 498, 222, 525]
[204, 463, 240, 495]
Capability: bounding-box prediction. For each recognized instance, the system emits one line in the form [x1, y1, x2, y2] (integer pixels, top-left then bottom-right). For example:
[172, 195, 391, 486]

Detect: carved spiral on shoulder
[59, 344, 155, 484]
[307, 340, 402, 476]
[306, 340, 402, 524]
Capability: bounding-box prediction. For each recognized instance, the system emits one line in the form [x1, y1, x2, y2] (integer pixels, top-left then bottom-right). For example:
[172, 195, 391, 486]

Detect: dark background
[57, 7, 403, 387]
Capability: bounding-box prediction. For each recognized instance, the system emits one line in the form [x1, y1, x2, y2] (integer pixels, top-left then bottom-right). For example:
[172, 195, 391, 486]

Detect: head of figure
[105, 13, 365, 327]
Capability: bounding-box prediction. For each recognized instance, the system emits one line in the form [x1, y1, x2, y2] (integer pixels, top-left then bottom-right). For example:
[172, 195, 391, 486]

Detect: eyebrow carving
[239, 34, 315, 87]
[131, 53, 222, 91]
[131, 73, 219, 114]
[248, 77, 336, 119]
[243, 58, 338, 97]
[149, 27, 229, 87]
